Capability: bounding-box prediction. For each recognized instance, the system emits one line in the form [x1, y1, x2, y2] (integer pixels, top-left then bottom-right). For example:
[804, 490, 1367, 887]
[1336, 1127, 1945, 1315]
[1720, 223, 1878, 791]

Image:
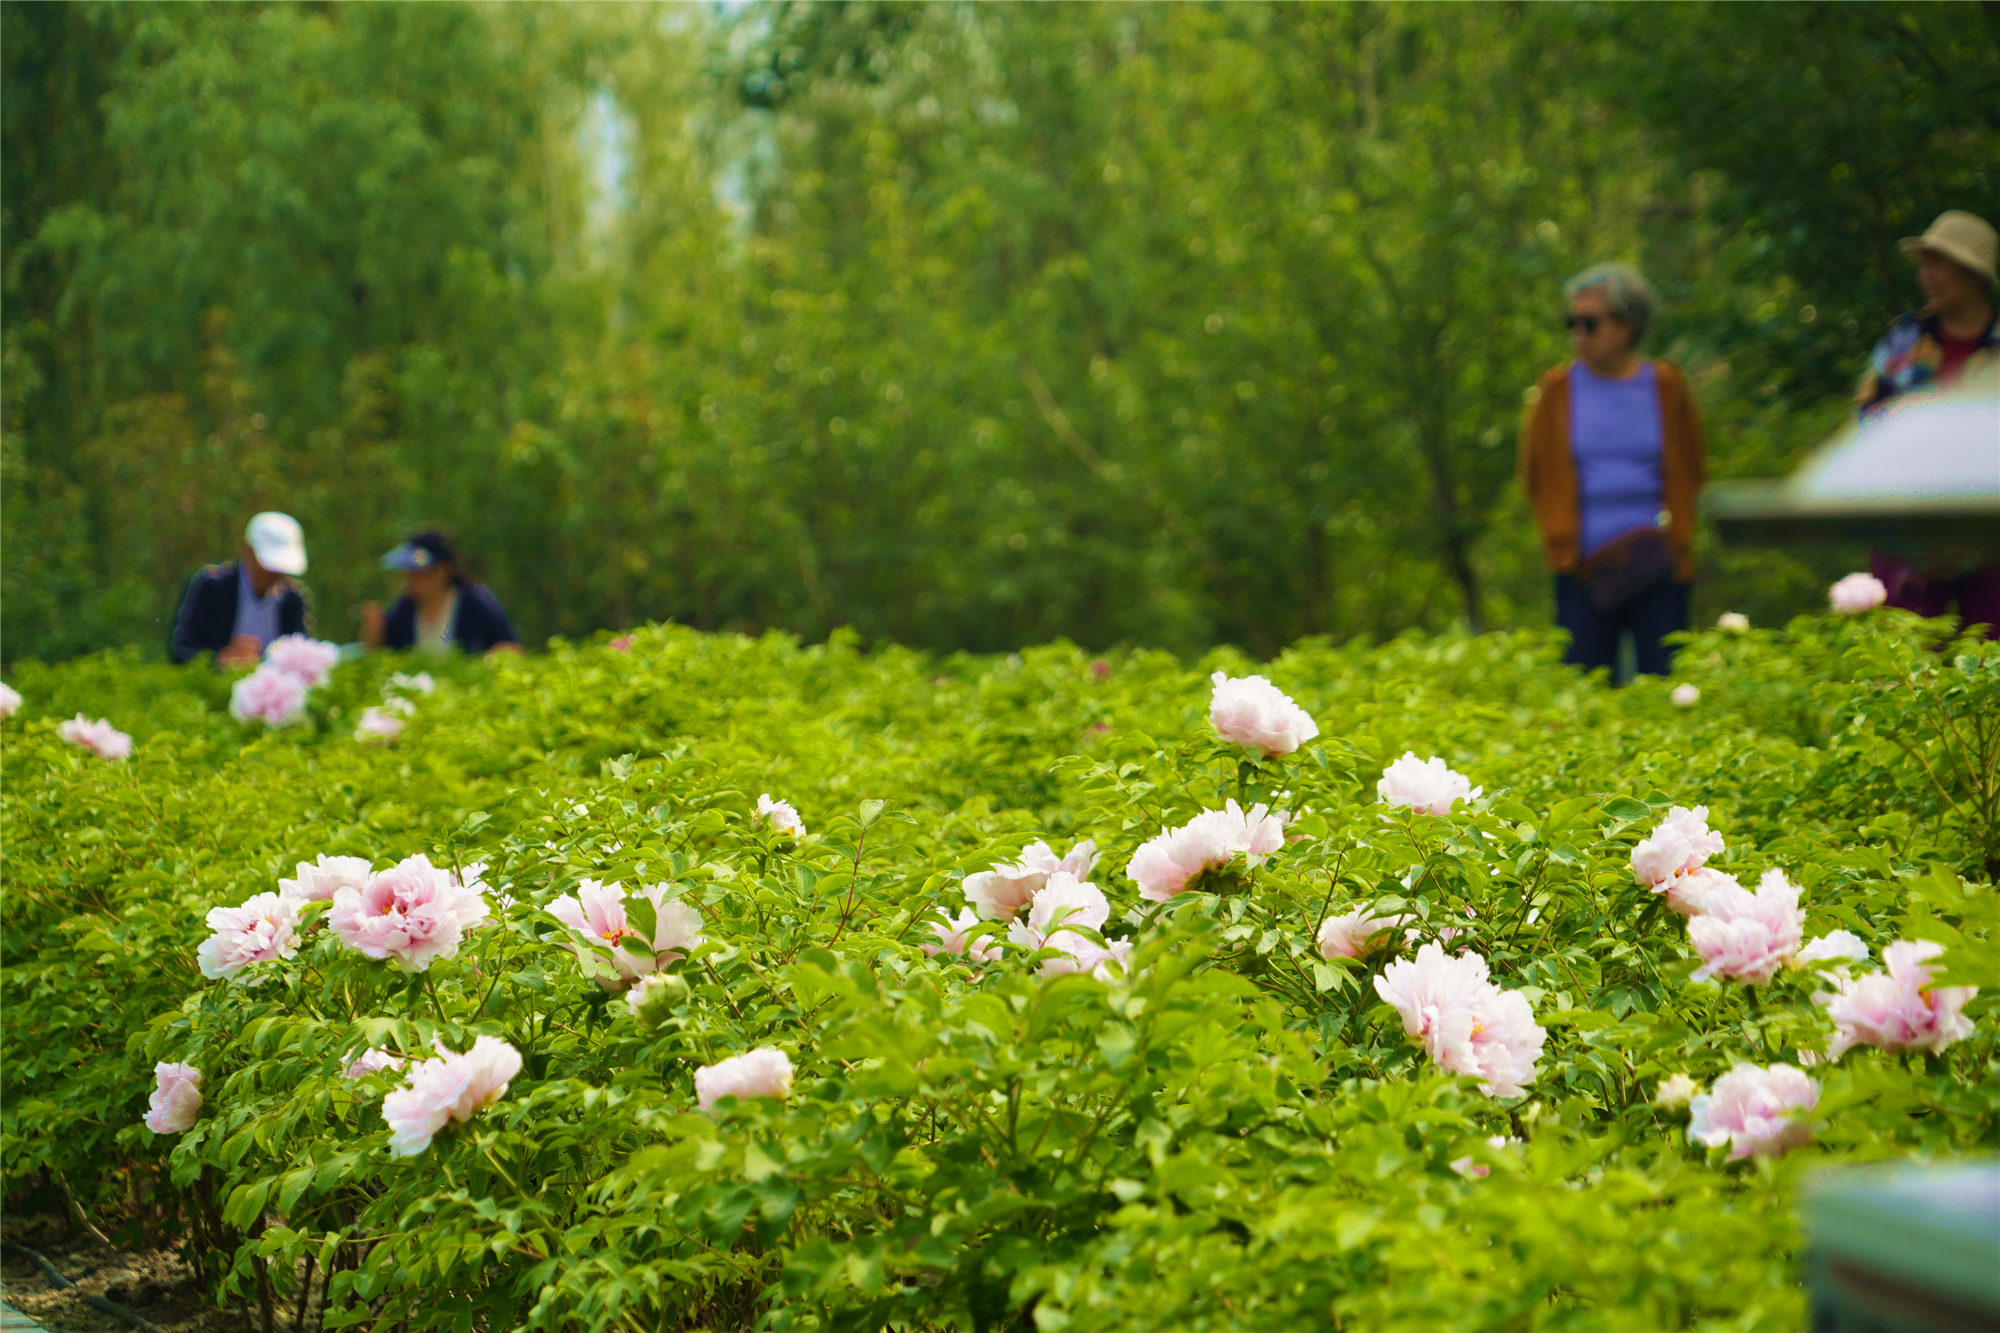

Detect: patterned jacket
[1855, 310, 2000, 417]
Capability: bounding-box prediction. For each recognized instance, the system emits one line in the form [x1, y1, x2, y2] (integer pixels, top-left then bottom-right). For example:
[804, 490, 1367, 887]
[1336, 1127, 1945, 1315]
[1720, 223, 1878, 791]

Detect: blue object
[1553, 573, 1688, 682]
[1803, 1161, 2000, 1332]
[1569, 359, 1665, 558]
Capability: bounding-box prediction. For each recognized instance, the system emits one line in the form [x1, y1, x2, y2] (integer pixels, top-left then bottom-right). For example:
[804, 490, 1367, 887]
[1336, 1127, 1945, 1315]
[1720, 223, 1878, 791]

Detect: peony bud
[624, 972, 691, 1030]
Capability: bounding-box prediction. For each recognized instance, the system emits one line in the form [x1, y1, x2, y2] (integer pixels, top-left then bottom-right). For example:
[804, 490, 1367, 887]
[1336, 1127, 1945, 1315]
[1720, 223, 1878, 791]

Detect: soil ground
[0, 1215, 247, 1333]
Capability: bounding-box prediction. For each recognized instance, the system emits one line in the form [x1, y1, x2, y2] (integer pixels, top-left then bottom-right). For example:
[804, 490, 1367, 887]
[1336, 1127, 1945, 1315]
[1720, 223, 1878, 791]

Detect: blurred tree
[1597, 0, 2000, 403]
[3, 1, 604, 658]
[3, 2, 1992, 666]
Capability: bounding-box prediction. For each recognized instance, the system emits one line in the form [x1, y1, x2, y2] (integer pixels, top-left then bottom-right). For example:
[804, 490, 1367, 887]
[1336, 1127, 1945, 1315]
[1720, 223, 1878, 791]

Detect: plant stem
[828, 824, 870, 945]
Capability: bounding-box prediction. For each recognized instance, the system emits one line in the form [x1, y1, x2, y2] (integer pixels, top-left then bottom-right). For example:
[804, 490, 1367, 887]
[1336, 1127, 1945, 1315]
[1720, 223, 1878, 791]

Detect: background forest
[4, 0, 1997, 666]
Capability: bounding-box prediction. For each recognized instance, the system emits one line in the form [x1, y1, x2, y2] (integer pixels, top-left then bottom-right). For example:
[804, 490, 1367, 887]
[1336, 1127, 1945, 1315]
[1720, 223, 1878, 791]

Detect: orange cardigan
[1518, 359, 1708, 581]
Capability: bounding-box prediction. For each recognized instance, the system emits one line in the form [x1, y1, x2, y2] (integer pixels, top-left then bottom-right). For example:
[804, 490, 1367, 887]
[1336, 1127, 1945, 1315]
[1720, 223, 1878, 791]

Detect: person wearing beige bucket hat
[1855, 209, 2000, 639]
[1855, 209, 1998, 417]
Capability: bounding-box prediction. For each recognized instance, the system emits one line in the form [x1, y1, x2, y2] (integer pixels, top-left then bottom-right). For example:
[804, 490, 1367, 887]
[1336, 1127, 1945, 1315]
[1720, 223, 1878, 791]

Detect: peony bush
[2, 609, 1996, 1331]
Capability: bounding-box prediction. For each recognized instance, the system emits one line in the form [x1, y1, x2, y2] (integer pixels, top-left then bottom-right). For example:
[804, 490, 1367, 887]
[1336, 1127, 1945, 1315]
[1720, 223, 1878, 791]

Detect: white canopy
[1794, 387, 1999, 504]
[1708, 372, 2000, 547]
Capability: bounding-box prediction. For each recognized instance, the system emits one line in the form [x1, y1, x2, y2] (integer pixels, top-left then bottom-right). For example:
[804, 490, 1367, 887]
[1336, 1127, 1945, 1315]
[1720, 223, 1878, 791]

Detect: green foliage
[6, 3, 1988, 665]
[3, 610, 1996, 1329]
[1602, 0, 2000, 403]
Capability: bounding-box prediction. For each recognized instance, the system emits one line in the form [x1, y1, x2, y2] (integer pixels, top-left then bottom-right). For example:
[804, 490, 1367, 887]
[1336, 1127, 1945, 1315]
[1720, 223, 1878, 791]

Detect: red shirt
[1937, 326, 1983, 385]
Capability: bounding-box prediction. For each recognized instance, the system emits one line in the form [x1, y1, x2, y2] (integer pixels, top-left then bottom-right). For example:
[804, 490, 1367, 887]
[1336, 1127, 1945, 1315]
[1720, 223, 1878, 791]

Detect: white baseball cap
[245, 511, 308, 576]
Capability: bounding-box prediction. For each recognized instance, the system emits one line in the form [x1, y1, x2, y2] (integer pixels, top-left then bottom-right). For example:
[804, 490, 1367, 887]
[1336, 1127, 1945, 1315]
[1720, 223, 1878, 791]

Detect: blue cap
[381, 532, 456, 571]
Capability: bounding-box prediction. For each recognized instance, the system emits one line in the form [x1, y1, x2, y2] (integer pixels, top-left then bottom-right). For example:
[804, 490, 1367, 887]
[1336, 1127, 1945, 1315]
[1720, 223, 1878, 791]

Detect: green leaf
[1312, 960, 1352, 994]
[625, 894, 659, 944]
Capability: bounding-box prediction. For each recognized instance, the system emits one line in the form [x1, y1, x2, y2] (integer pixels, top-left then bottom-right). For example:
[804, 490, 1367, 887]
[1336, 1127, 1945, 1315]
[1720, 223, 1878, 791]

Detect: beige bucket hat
[1899, 210, 1998, 289]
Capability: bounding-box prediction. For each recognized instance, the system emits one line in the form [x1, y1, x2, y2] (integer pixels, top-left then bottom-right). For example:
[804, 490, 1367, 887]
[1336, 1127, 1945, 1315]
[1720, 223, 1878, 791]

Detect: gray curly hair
[1564, 263, 1656, 344]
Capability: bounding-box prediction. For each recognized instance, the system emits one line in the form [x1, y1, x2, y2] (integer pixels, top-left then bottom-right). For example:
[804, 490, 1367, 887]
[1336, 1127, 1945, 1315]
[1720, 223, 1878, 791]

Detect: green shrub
[2, 611, 1994, 1330]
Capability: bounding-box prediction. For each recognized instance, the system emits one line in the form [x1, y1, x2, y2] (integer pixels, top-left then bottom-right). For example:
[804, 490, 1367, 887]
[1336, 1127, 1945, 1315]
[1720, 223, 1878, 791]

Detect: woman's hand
[216, 634, 262, 669]
[358, 601, 386, 650]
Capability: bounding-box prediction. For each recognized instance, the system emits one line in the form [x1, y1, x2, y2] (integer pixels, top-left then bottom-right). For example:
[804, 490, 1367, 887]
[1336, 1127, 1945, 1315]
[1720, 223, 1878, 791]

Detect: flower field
[4, 610, 1998, 1331]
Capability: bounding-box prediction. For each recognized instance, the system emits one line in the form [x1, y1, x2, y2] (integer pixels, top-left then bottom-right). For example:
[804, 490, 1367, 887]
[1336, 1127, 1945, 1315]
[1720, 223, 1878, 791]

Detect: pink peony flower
[923, 907, 1001, 963]
[1630, 805, 1726, 892]
[1687, 1063, 1818, 1159]
[1794, 930, 1869, 973]
[1671, 683, 1700, 708]
[1007, 872, 1123, 975]
[452, 860, 492, 901]
[756, 793, 806, 840]
[963, 838, 1100, 920]
[328, 853, 490, 972]
[1655, 1073, 1700, 1109]
[1317, 909, 1410, 960]
[1208, 671, 1320, 756]
[1661, 866, 1737, 918]
[1818, 940, 1976, 1062]
[0, 682, 20, 719]
[1688, 869, 1805, 984]
[58, 714, 132, 760]
[1376, 753, 1480, 816]
[196, 892, 302, 983]
[695, 1047, 793, 1110]
[547, 879, 706, 990]
[1829, 572, 1888, 614]
[1125, 801, 1286, 903]
[1449, 1134, 1517, 1179]
[280, 854, 375, 903]
[342, 1048, 405, 1079]
[354, 705, 406, 742]
[381, 1036, 523, 1156]
[144, 1061, 203, 1134]
[1373, 944, 1546, 1097]
[1716, 612, 1750, 633]
[229, 666, 309, 727]
[262, 634, 341, 688]
[1089, 938, 1137, 981]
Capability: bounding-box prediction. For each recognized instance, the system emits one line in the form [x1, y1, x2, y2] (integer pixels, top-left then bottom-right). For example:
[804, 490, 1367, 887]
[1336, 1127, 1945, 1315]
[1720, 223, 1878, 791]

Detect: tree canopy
[5, 1, 1995, 664]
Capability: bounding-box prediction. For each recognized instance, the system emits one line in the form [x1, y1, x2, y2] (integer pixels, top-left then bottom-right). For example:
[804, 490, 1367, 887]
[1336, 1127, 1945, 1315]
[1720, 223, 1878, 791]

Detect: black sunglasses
[1565, 314, 1602, 334]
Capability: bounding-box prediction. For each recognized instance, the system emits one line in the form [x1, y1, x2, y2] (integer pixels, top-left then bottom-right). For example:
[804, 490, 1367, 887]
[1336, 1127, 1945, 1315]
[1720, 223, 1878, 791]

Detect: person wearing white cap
[1856, 209, 1998, 417]
[169, 512, 312, 666]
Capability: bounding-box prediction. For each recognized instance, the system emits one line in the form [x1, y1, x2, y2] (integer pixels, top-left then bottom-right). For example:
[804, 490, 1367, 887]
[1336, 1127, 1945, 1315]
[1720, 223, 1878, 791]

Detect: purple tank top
[1569, 360, 1664, 557]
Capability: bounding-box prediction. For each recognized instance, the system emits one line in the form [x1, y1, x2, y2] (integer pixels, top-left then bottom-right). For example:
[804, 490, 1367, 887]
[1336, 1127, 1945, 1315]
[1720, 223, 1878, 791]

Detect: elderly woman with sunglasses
[1519, 263, 1708, 681]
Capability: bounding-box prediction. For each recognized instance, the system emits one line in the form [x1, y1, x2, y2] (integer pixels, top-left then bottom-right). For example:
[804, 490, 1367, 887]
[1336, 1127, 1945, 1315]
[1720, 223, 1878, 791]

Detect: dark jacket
[382, 581, 519, 655]
[170, 562, 309, 664]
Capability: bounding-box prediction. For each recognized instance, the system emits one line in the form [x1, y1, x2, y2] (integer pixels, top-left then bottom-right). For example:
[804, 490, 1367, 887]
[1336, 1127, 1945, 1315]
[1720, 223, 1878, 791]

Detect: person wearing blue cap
[358, 531, 522, 657]
[170, 512, 312, 666]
